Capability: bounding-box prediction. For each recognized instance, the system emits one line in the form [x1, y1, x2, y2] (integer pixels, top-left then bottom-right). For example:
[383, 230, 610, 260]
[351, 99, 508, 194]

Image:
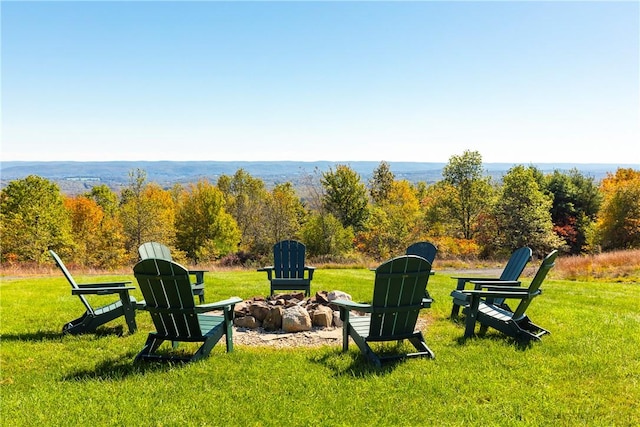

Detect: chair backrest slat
[405, 242, 437, 264]
[134, 258, 201, 339]
[138, 242, 173, 262]
[49, 250, 94, 315]
[512, 250, 558, 318]
[370, 255, 431, 338]
[500, 246, 532, 280]
[273, 240, 306, 279]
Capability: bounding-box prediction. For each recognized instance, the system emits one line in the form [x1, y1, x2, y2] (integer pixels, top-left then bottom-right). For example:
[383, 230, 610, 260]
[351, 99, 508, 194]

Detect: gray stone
[282, 305, 312, 332]
[262, 306, 284, 331]
[312, 305, 333, 327]
[249, 301, 271, 322]
[327, 290, 352, 302]
[333, 310, 343, 327]
[234, 315, 260, 329]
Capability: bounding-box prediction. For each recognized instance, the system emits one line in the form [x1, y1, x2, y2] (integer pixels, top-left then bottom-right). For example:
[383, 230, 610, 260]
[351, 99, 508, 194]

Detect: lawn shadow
[61, 352, 178, 381]
[310, 348, 408, 378]
[1, 325, 127, 342]
[454, 332, 536, 351]
[1, 330, 64, 342]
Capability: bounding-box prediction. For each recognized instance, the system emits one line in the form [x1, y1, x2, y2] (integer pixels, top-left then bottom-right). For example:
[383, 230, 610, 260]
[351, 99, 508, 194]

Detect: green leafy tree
[321, 164, 369, 231]
[490, 165, 564, 257]
[264, 182, 306, 244]
[441, 150, 492, 239]
[302, 212, 354, 258]
[597, 168, 640, 250]
[175, 180, 240, 263]
[357, 180, 421, 260]
[84, 184, 119, 218]
[369, 161, 395, 205]
[0, 175, 73, 263]
[119, 169, 176, 259]
[217, 169, 269, 254]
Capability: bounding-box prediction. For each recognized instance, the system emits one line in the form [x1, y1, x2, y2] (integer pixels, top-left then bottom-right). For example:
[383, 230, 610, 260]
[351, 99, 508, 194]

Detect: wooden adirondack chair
[450, 246, 532, 318]
[456, 250, 558, 342]
[133, 258, 242, 363]
[258, 240, 315, 296]
[333, 255, 435, 367]
[49, 250, 137, 335]
[138, 241, 206, 303]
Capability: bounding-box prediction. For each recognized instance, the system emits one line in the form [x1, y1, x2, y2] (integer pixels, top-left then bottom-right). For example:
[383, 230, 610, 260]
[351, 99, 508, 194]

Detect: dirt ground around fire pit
[232, 318, 428, 348]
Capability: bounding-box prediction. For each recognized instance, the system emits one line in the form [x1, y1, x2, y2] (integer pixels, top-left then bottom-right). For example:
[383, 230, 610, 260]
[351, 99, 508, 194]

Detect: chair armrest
[451, 276, 501, 292]
[481, 286, 525, 292]
[72, 286, 136, 295]
[470, 280, 520, 290]
[332, 299, 373, 312]
[305, 266, 315, 280]
[195, 296, 243, 312]
[188, 270, 207, 284]
[257, 266, 274, 280]
[451, 276, 502, 281]
[76, 281, 132, 287]
[461, 289, 529, 299]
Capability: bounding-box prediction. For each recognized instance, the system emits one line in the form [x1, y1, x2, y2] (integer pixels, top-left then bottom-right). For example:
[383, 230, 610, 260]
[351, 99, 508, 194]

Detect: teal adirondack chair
[258, 240, 315, 296]
[333, 255, 435, 367]
[49, 250, 137, 335]
[450, 246, 532, 318]
[133, 258, 242, 363]
[456, 250, 558, 342]
[405, 241, 438, 303]
[138, 241, 206, 303]
[405, 241, 437, 264]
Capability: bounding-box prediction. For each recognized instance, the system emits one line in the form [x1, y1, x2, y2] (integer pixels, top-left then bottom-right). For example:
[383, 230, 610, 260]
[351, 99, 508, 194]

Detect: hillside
[1, 160, 633, 194]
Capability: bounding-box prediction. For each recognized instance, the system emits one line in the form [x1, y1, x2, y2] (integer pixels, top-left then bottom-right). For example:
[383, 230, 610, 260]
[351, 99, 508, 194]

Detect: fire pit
[232, 291, 352, 333]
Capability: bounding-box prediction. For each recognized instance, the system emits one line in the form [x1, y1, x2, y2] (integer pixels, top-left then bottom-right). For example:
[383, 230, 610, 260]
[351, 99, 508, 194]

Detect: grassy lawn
[1, 268, 639, 426]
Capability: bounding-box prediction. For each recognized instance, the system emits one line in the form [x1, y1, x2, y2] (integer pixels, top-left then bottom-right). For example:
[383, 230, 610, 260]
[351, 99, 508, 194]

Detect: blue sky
[2, 1, 639, 164]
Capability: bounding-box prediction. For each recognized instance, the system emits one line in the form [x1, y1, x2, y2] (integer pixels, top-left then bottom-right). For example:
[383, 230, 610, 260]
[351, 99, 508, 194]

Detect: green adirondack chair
[450, 246, 532, 318]
[138, 241, 206, 303]
[456, 250, 558, 342]
[49, 250, 137, 335]
[333, 255, 435, 367]
[258, 240, 315, 296]
[133, 258, 242, 363]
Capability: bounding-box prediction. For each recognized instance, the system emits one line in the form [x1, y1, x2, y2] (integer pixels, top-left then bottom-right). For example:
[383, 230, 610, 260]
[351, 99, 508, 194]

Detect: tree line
[2, 150, 639, 268]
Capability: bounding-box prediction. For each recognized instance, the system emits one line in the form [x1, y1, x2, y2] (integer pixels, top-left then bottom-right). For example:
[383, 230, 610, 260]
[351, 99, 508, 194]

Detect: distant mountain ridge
[1, 160, 634, 194]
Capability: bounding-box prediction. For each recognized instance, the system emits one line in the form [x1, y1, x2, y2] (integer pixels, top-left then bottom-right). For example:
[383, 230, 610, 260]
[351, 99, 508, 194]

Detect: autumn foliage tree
[545, 169, 602, 254]
[217, 169, 269, 254]
[264, 182, 306, 244]
[119, 170, 176, 259]
[357, 180, 421, 260]
[597, 168, 640, 250]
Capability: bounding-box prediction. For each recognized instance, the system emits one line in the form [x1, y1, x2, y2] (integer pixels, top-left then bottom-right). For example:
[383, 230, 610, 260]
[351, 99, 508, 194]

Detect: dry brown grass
[3, 249, 640, 282]
[553, 248, 640, 282]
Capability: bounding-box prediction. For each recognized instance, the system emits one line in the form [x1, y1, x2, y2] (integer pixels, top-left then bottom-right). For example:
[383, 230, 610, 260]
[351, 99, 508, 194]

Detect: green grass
[2, 269, 639, 426]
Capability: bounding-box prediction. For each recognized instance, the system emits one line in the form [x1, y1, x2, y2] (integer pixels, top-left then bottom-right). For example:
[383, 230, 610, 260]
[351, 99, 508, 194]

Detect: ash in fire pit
[233, 291, 352, 333]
